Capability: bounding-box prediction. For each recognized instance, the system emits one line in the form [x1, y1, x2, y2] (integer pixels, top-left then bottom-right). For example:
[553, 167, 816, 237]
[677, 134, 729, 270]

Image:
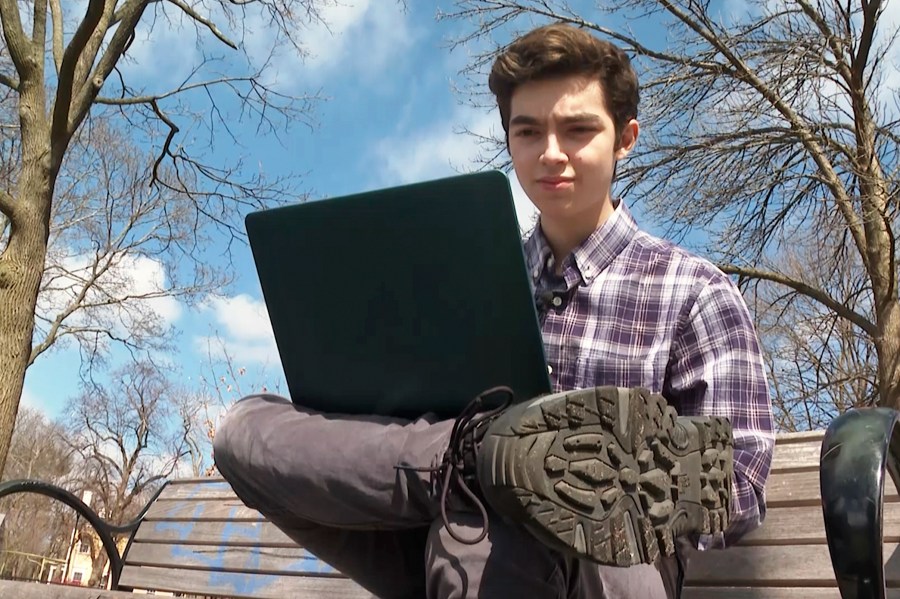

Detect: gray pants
[213, 394, 688, 599]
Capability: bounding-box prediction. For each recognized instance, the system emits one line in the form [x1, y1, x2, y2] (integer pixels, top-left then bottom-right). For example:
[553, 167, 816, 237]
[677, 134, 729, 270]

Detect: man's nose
[540, 134, 567, 164]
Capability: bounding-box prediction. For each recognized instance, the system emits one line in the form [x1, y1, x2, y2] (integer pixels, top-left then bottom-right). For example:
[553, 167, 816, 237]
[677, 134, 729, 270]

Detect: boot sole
[477, 386, 733, 566]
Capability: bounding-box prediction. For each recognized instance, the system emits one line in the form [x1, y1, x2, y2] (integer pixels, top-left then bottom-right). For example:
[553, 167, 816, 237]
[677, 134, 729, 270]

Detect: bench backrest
[683, 430, 900, 598]
[118, 480, 372, 598]
[118, 431, 899, 598]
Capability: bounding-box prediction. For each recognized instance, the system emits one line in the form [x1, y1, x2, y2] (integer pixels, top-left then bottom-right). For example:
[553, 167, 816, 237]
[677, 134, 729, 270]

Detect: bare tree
[0, 0, 342, 473]
[64, 360, 193, 586]
[446, 0, 900, 415]
[746, 239, 877, 430]
[33, 122, 231, 374]
[0, 407, 74, 582]
[178, 336, 283, 478]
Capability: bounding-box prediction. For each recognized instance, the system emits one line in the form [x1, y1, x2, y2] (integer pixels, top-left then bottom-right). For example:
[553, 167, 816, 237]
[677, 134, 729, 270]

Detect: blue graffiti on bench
[153, 497, 337, 595]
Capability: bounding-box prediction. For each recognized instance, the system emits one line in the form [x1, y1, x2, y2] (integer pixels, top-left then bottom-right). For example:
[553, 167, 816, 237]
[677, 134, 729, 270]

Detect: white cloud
[244, 0, 414, 91]
[125, 256, 183, 323]
[97, 1, 413, 96]
[372, 107, 539, 229]
[195, 294, 279, 367]
[37, 252, 182, 339]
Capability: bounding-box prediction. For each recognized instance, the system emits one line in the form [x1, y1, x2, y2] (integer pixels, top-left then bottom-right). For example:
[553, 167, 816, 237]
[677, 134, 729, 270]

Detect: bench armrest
[820, 407, 900, 599]
[0, 479, 166, 590]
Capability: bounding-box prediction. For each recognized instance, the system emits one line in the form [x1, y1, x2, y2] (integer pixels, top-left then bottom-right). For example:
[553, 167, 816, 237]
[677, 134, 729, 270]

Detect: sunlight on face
[509, 75, 638, 245]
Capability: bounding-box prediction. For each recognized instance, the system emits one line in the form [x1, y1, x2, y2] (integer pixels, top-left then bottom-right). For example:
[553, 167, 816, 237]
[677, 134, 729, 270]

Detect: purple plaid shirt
[525, 201, 775, 548]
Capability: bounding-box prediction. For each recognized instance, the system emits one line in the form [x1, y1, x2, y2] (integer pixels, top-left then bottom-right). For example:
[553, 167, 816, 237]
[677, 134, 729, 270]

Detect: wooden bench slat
[770, 441, 821, 472]
[766, 468, 899, 505]
[135, 501, 900, 547]
[119, 565, 373, 599]
[158, 480, 236, 500]
[0, 580, 154, 598]
[145, 498, 264, 521]
[134, 518, 297, 547]
[126, 541, 336, 574]
[685, 543, 900, 584]
[741, 502, 900, 544]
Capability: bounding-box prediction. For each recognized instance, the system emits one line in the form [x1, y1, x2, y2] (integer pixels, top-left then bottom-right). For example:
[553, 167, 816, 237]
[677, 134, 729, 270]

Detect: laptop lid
[245, 170, 551, 418]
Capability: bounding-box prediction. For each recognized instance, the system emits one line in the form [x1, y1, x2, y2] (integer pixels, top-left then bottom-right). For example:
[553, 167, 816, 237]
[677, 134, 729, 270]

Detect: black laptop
[245, 170, 551, 418]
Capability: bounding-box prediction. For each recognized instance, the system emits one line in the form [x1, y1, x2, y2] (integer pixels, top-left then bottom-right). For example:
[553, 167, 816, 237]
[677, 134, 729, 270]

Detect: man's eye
[514, 128, 537, 137]
[571, 126, 596, 134]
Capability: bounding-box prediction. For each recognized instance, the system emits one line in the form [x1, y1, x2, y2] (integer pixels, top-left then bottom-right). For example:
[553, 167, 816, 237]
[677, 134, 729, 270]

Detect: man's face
[508, 75, 638, 231]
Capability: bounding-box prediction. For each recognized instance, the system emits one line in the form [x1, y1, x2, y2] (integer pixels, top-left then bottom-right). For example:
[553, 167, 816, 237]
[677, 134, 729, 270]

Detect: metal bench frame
[821, 407, 900, 599]
[0, 479, 167, 589]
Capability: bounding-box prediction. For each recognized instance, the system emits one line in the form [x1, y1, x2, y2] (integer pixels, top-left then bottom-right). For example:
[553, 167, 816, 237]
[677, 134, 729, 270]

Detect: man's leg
[266, 515, 430, 598]
[424, 510, 568, 599]
[423, 510, 684, 599]
[213, 394, 454, 596]
[214, 393, 452, 527]
[571, 553, 684, 599]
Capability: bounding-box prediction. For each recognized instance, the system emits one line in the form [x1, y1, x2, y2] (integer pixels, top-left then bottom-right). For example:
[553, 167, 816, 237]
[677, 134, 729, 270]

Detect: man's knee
[213, 394, 284, 479]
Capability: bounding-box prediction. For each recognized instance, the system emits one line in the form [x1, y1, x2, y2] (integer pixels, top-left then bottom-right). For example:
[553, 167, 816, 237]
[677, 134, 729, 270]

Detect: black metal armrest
[0, 479, 166, 589]
[820, 407, 900, 599]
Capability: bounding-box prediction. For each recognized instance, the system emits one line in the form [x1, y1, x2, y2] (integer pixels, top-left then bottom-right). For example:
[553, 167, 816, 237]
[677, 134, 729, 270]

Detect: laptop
[245, 170, 551, 418]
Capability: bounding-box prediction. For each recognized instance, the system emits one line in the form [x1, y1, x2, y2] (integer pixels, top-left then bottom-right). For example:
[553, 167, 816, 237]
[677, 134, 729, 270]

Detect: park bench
[0, 407, 896, 598]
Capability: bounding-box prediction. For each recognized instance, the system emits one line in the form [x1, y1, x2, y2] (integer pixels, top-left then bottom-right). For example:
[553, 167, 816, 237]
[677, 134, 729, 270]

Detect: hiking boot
[475, 386, 733, 567]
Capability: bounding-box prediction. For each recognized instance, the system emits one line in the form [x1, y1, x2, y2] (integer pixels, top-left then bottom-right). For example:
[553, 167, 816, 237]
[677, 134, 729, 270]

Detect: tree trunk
[87, 550, 109, 588]
[0, 101, 53, 475]
[876, 301, 900, 409]
[0, 191, 50, 476]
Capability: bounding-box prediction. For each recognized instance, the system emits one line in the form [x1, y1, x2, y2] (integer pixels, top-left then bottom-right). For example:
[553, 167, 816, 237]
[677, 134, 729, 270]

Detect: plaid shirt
[524, 201, 775, 548]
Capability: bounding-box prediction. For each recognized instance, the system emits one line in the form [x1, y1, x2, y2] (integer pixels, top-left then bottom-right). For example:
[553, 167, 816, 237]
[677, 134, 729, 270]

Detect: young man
[213, 23, 774, 599]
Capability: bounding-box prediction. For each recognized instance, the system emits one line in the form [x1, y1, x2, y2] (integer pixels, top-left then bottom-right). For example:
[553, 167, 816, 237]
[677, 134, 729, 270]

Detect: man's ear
[615, 119, 640, 160]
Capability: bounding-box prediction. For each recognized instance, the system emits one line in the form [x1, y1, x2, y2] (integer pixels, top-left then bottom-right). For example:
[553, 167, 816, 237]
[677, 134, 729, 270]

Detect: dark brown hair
[489, 23, 639, 143]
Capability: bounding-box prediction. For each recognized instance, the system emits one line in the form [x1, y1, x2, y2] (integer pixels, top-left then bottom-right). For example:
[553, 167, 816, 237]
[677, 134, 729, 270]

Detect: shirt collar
[523, 200, 638, 285]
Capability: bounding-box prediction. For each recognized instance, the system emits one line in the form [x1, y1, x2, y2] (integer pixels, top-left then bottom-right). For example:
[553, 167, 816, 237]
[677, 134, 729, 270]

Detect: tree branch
[68, 0, 150, 137]
[31, 0, 48, 79]
[49, 0, 64, 74]
[95, 76, 262, 105]
[165, 0, 238, 49]
[721, 264, 876, 336]
[150, 100, 179, 185]
[0, 189, 14, 221]
[29, 244, 121, 366]
[72, 0, 118, 94]
[51, 0, 106, 150]
[852, 0, 881, 86]
[0, 0, 32, 76]
[0, 73, 19, 91]
[794, 0, 854, 86]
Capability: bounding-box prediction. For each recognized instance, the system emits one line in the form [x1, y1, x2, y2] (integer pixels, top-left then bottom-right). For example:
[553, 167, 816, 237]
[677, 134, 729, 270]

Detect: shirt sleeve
[663, 272, 775, 549]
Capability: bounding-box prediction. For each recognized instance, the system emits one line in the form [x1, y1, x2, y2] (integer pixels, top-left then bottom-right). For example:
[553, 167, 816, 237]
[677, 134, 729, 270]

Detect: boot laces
[397, 386, 513, 545]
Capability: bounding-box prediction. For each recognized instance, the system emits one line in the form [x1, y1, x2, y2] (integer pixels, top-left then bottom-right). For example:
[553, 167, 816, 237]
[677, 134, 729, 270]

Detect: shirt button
[548, 364, 554, 375]
[551, 296, 563, 307]
[532, 269, 540, 279]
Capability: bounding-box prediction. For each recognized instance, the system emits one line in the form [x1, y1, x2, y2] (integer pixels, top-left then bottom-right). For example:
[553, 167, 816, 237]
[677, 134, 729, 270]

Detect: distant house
[60, 528, 128, 588]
